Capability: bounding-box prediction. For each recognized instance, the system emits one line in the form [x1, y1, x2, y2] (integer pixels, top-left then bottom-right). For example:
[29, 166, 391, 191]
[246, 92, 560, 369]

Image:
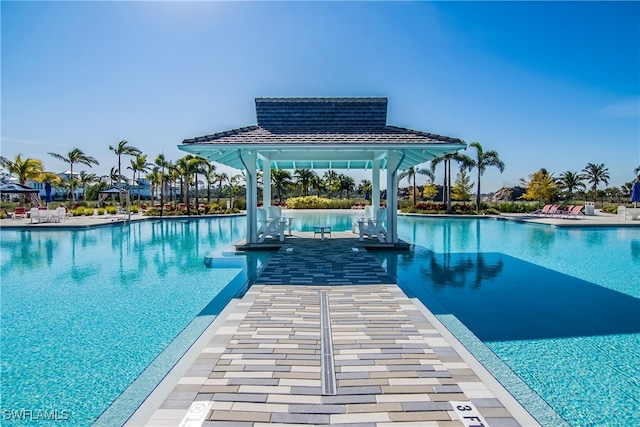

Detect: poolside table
[313, 224, 331, 240]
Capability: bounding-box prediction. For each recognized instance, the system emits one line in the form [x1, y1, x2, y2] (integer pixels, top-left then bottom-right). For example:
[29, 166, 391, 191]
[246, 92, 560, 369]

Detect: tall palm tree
[432, 153, 473, 212]
[77, 171, 97, 201]
[338, 174, 356, 199]
[464, 142, 505, 211]
[323, 170, 340, 198]
[204, 161, 217, 203]
[175, 155, 202, 215]
[294, 169, 316, 196]
[215, 172, 229, 205]
[582, 163, 610, 201]
[271, 169, 293, 205]
[47, 148, 99, 202]
[399, 165, 435, 206]
[634, 165, 640, 177]
[108, 140, 141, 185]
[557, 171, 586, 201]
[146, 167, 163, 203]
[128, 154, 152, 204]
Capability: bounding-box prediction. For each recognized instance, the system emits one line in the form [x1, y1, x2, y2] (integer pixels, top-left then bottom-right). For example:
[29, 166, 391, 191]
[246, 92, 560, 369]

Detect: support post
[385, 150, 400, 244]
[241, 150, 258, 244]
[372, 159, 380, 209]
[262, 161, 271, 207]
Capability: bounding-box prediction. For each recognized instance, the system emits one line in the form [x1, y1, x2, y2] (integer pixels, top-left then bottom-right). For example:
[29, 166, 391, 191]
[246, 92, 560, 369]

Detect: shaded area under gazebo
[179, 97, 466, 245]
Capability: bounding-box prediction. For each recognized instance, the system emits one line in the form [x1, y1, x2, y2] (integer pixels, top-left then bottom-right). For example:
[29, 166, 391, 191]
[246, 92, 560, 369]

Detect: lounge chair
[257, 207, 285, 243]
[352, 205, 375, 232]
[553, 205, 574, 217]
[358, 207, 387, 242]
[12, 207, 26, 220]
[562, 205, 584, 219]
[53, 207, 66, 223]
[265, 205, 293, 236]
[543, 205, 560, 217]
[529, 204, 551, 216]
[30, 207, 41, 224]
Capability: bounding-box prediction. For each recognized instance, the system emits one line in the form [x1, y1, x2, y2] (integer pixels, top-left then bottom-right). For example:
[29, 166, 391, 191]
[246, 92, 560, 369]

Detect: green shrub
[483, 208, 501, 215]
[0, 211, 7, 219]
[601, 205, 620, 214]
[105, 206, 117, 214]
[286, 196, 331, 209]
[84, 208, 95, 216]
[71, 208, 85, 216]
[97, 208, 105, 215]
[233, 199, 246, 210]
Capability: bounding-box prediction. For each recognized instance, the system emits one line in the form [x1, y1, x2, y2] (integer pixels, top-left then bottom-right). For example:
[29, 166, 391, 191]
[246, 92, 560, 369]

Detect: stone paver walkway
[139, 285, 526, 426]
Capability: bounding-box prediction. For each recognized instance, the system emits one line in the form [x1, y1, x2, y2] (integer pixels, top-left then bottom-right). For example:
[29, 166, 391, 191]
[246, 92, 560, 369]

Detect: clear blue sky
[2, 1, 639, 193]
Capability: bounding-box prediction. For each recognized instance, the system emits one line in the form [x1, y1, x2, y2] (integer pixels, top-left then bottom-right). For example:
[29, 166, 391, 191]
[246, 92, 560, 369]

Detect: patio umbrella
[365, 189, 370, 202]
[45, 183, 52, 208]
[631, 181, 640, 208]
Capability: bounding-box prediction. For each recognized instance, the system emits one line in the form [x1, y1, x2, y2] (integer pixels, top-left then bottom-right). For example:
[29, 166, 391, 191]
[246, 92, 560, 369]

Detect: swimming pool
[2, 213, 638, 426]
[376, 216, 640, 427]
[0, 217, 250, 426]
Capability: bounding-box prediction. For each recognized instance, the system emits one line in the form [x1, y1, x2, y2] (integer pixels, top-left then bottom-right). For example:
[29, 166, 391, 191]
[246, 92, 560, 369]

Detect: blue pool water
[2, 213, 639, 426]
[1, 217, 248, 426]
[381, 216, 640, 427]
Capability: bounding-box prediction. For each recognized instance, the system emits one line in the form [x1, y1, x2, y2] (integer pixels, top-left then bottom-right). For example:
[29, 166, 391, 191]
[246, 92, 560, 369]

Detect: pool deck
[125, 232, 542, 427]
[0, 208, 637, 229]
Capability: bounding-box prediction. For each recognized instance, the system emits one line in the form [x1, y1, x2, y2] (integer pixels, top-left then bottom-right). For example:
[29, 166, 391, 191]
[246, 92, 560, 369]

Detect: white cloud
[599, 98, 640, 118]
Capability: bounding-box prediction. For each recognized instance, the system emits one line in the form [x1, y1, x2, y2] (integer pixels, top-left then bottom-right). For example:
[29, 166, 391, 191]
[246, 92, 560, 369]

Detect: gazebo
[179, 97, 465, 245]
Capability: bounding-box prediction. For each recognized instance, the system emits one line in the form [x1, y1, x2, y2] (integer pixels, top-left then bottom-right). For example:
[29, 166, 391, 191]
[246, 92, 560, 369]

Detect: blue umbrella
[365, 189, 370, 201]
[45, 182, 52, 207]
[631, 181, 640, 207]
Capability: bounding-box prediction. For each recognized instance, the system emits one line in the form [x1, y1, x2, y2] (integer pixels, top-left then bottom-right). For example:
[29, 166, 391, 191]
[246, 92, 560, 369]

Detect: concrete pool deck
[0, 208, 637, 229]
[125, 233, 543, 427]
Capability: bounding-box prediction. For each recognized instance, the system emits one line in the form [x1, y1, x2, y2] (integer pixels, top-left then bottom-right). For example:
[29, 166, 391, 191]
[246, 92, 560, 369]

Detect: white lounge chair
[30, 207, 41, 224]
[265, 205, 293, 236]
[352, 205, 375, 233]
[358, 207, 387, 242]
[257, 207, 285, 243]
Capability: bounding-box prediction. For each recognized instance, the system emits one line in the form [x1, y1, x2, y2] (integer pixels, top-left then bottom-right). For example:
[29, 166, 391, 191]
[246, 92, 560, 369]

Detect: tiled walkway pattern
[146, 285, 520, 426]
[255, 236, 395, 285]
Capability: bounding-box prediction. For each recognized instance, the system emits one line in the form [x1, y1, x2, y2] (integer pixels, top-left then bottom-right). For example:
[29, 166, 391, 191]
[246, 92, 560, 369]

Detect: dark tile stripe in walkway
[255, 234, 395, 286]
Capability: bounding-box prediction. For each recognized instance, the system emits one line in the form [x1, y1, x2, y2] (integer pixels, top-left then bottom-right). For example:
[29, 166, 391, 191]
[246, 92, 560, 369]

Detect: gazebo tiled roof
[181, 97, 465, 171]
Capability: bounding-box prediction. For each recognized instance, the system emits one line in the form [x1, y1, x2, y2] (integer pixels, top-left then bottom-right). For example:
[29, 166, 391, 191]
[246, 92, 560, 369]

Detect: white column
[372, 159, 380, 209]
[385, 150, 399, 244]
[262, 160, 271, 207]
[244, 150, 258, 244]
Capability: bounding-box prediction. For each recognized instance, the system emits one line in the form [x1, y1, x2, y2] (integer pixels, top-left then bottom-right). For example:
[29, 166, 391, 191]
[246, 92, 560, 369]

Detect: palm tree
[338, 174, 356, 199]
[399, 165, 435, 206]
[77, 171, 97, 201]
[357, 179, 372, 199]
[582, 163, 610, 201]
[432, 153, 473, 212]
[47, 148, 99, 202]
[464, 142, 505, 211]
[634, 165, 640, 177]
[128, 154, 152, 204]
[108, 140, 141, 185]
[557, 171, 586, 201]
[0, 154, 44, 185]
[294, 169, 316, 196]
[271, 169, 293, 205]
[175, 155, 202, 215]
[108, 166, 123, 186]
[323, 170, 340, 198]
[215, 172, 229, 205]
[145, 167, 159, 201]
[204, 161, 217, 203]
